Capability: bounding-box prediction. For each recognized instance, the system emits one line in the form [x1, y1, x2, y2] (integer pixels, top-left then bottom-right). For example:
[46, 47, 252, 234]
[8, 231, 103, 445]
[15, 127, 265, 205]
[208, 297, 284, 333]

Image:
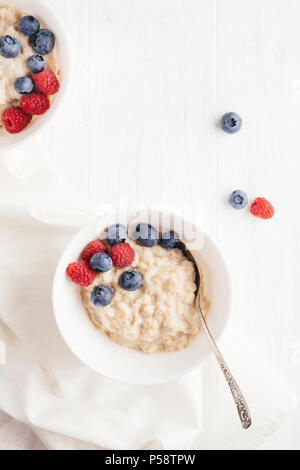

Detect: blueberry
[91, 285, 114, 307]
[90, 253, 113, 273]
[33, 29, 55, 55]
[120, 270, 143, 292]
[221, 112, 242, 134]
[27, 54, 45, 73]
[106, 224, 128, 246]
[19, 16, 40, 36]
[161, 231, 180, 250]
[229, 190, 248, 210]
[133, 223, 159, 248]
[14, 77, 34, 94]
[0, 36, 21, 58]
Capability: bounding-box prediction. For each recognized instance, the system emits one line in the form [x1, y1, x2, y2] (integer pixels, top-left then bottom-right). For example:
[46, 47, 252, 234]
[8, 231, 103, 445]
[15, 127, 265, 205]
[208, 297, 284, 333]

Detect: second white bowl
[0, 0, 70, 149]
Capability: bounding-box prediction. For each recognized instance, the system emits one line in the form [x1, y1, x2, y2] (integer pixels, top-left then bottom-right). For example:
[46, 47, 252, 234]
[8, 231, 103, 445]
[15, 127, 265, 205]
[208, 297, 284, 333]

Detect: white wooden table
[3, 0, 300, 449]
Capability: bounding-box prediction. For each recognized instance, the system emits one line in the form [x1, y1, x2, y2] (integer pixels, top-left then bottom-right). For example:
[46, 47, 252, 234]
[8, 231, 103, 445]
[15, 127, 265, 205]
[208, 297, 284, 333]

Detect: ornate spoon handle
[198, 298, 252, 429]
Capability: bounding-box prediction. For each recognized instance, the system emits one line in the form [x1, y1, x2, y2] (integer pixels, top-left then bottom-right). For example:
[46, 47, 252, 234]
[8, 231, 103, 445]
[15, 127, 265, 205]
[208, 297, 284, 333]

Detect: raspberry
[66, 262, 97, 287]
[32, 67, 60, 95]
[110, 243, 135, 268]
[2, 106, 32, 134]
[81, 241, 107, 263]
[20, 92, 50, 115]
[250, 197, 274, 220]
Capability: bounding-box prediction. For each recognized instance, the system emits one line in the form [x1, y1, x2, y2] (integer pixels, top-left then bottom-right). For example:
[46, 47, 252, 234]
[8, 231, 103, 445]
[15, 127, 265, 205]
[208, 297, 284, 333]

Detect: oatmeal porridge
[0, 6, 60, 133]
[67, 224, 210, 354]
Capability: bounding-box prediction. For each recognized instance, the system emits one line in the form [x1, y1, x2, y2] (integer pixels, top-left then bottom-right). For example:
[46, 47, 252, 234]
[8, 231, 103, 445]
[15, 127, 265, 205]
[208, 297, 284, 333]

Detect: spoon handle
[198, 300, 252, 429]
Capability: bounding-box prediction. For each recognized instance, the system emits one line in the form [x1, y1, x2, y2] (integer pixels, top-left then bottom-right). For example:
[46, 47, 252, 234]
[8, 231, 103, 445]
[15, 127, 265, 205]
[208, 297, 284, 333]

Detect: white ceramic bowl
[0, 0, 70, 149]
[53, 211, 232, 385]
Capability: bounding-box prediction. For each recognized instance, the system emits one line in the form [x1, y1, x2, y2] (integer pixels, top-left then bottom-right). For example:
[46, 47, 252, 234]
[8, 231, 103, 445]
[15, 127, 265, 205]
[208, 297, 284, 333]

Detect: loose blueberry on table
[221, 112, 243, 134]
[0, 13, 60, 134]
[229, 190, 249, 210]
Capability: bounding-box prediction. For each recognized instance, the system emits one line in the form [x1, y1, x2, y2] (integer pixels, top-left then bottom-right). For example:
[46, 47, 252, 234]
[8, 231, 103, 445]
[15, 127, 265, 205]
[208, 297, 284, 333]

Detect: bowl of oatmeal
[0, 0, 70, 147]
[53, 210, 232, 385]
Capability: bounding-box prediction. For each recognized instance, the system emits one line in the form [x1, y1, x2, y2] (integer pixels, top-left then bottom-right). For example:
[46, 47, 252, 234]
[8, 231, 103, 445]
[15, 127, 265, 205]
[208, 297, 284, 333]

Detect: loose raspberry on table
[31, 67, 60, 95]
[66, 262, 97, 287]
[250, 197, 275, 220]
[20, 92, 50, 115]
[2, 106, 32, 134]
[110, 243, 135, 268]
[81, 241, 107, 263]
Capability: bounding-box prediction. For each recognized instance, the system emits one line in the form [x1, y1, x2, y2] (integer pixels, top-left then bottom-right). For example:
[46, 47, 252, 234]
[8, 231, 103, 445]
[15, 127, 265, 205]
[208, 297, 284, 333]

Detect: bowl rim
[52, 211, 232, 385]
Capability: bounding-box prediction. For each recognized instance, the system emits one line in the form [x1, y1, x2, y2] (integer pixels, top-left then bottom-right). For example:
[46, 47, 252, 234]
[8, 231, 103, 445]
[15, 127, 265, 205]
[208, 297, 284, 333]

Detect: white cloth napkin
[0, 144, 297, 450]
[0, 411, 46, 450]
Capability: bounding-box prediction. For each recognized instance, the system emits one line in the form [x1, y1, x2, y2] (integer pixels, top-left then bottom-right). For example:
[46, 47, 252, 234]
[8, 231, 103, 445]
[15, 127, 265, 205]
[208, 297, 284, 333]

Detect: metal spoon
[181, 242, 252, 430]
